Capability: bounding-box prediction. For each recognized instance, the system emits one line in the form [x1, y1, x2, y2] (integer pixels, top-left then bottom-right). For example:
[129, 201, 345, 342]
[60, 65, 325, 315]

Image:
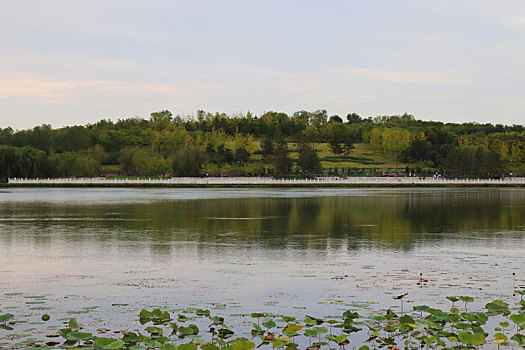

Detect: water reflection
[0, 188, 523, 256]
[0, 188, 524, 338]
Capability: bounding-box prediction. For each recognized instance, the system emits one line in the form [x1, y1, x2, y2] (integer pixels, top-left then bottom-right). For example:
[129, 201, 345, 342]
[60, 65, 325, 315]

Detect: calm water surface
[0, 187, 524, 343]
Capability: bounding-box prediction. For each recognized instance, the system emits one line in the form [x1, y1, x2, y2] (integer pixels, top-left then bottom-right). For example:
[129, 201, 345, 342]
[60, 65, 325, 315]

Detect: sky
[1, 0, 525, 130]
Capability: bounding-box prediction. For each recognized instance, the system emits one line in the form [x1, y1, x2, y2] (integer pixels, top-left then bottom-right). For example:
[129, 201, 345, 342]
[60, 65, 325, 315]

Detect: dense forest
[0, 110, 524, 181]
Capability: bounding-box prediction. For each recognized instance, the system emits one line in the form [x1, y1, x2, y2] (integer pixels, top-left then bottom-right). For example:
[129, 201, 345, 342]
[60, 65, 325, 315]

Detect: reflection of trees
[0, 189, 523, 257]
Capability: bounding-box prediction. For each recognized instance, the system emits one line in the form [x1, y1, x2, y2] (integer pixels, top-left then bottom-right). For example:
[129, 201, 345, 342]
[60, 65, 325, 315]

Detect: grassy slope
[101, 142, 419, 174]
[313, 143, 412, 170]
[253, 142, 417, 170]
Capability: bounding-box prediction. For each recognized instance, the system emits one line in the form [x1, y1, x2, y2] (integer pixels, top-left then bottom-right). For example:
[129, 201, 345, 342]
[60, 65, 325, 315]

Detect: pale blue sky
[1, 0, 524, 129]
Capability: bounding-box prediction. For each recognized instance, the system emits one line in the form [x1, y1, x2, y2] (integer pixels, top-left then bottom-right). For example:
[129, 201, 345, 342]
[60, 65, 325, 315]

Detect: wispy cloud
[0, 75, 78, 99]
[509, 17, 525, 29]
[335, 67, 474, 87]
[0, 73, 218, 104]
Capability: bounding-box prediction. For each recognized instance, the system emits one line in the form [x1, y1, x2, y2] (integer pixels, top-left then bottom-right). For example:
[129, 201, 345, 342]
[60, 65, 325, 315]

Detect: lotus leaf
[304, 329, 317, 337]
[145, 326, 163, 335]
[69, 318, 79, 330]
[94, 337, 120, 349]
[511, 333, 525, 344]
[66, 331, 92, 341]
[178, 343, 198, 350]
[262, 320, 276, 329]
[313, 326, 327, 334]
[0, 314, 14, 323]
[510, 313, 525, 324]
[231, 339, 255, 350]
[399, 315, 415, 324]
[457, 331, 485, 345]
[283, 325, 302, 333]
[160, 344, 176, 350]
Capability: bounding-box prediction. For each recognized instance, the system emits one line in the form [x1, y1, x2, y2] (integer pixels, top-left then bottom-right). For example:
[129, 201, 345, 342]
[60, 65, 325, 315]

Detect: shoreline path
[8, 176, 525, 186]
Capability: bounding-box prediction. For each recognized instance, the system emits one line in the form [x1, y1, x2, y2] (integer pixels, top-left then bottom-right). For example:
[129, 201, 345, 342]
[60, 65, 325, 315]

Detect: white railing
[7, 176, 525, 185]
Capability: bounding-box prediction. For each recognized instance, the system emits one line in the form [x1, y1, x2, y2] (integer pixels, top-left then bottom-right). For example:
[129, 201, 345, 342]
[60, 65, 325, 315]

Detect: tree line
[0, 110, 523, 181]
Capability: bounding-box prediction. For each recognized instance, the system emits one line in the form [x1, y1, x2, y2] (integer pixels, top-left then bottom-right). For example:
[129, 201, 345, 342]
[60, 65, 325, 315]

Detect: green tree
[346, 113, 362, 123]
[0, 146, 47, 180]
[52, 152, 78, 177]
[342, 124, 362, 154]
[215, 144, 234, 165]
[261, 135, 274, 159]
[309, 109, 328, 128]
[328, 122, 346, 155]
[87, 144, 109, 164]
[55, 126, 92, 152]
[72, 155, 100, 177]
[131, 149, 170, 175]
[297, 143, 321, 174]
[150, 110, 173, 130]
[151, 125, 189, 157]
[0, 127, 14, 145]
[119, 146, 138, 175]
[234, 146, 250, 164]
[444, 145, 506, 178]
[329, 115, 343, 123]
[272, 141, 292, 175]
[172, 146, 206, 176]
[28, 124, 54, 153]
[301, 126, 320, 143]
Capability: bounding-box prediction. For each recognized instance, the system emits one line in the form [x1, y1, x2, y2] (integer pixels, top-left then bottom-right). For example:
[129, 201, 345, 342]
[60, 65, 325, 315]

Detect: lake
[0, 187, 524, 347]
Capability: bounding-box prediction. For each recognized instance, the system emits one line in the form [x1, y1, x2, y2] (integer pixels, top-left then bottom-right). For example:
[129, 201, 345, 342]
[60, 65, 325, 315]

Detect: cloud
[334, 67, 474, 86]
[0, 73, 219, 104]
[0, 75, 76, 99]
[509, 17, 525, 29]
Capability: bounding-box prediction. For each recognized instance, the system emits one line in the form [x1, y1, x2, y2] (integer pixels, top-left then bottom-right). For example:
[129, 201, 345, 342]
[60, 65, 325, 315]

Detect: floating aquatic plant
[2, 293, 525, 349]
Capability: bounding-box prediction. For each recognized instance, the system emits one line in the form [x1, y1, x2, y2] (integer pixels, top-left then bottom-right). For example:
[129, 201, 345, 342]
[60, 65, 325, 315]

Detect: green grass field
[253, 142, 416, 171]
[313, 143, 411, 170]
[101, 142, 422, 175]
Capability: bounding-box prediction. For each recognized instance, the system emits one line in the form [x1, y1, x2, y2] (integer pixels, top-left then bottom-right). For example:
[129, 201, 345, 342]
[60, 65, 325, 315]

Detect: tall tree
[297, 143, 321, 174]
[272, 141, 292, 175]
[173, 146, 206, 176]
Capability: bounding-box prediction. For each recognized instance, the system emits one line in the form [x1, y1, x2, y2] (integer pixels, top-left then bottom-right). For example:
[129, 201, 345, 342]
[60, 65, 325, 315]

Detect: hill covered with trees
[1, 110, 524, 181]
